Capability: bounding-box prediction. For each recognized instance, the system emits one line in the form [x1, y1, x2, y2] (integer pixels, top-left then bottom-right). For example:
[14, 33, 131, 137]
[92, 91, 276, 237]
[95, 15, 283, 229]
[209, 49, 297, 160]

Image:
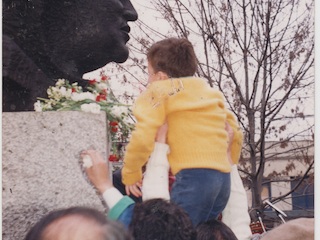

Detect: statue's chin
[79, 47, 130, 74]
[114, 57, 128, 64]
[109, 47, 130, 64]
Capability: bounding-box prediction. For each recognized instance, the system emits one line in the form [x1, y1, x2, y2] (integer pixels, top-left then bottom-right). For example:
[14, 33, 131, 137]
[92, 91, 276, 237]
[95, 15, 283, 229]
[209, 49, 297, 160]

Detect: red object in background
[111, 127, 118, 133]
[109, 121, 118, 126]
[101, 89, 108, 95]
[250, 221, 266, 234]
[101, 75, 109, 81]
[109, 154, 118, 162]
[168, 170, 176, 191]
[96, 94, 107, 102]
[109, 122, 119, 133]
[89, 79, 97, 85]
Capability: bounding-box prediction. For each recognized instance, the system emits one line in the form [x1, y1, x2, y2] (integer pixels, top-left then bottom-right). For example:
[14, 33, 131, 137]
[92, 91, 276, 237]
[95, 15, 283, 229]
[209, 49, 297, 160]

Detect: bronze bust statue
[2, 0, 138, 111]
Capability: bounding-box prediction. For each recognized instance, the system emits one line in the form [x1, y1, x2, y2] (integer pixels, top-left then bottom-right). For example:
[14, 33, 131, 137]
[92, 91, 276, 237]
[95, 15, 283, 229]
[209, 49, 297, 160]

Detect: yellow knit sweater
[122, 77, 243, 185]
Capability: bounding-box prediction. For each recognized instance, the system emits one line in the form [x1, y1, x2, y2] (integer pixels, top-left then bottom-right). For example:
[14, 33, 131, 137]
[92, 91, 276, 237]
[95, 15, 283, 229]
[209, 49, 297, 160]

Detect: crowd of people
[25, 137, 315, 240]
[25, 37, 251, 239]
[3, 0, 313, 239]
[23, 33, 315, 240]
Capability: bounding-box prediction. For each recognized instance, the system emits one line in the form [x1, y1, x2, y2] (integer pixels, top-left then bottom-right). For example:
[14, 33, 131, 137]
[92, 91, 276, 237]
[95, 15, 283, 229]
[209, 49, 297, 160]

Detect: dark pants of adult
[112, 168, 142, 203]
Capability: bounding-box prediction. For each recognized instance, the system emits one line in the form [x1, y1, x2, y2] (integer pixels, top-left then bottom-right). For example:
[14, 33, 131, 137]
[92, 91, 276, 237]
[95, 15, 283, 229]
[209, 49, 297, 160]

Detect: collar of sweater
[147, 76, 207, 96]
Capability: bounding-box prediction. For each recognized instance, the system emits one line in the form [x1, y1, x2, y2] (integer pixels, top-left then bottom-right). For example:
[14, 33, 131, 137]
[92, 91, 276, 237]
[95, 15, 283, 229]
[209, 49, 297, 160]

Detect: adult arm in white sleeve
[222, 165, 252, 240]
[142, 142, 170, 201]
[81, 149, 125, 209]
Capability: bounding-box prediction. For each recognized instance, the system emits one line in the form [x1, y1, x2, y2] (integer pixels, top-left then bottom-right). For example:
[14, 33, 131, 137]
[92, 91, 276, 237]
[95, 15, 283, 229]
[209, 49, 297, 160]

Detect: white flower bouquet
[35, 74, 135, 162]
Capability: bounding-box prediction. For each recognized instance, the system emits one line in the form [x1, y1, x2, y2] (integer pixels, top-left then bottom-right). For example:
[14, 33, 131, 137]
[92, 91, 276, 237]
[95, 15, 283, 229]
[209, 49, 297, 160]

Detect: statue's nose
[123, 0, 138, 21]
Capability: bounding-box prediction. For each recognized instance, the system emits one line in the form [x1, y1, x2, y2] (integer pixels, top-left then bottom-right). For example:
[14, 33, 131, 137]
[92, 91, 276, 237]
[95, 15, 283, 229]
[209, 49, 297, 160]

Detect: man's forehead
[42, 215, 103, 240]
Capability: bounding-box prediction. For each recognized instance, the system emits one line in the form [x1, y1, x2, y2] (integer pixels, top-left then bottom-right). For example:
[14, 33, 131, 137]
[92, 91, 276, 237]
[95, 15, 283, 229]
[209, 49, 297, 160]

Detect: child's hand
[155, 122, 168, 143]
[225, 122, 234, 164]
[125, 181, 142, 197]
[225, 122, 234, 150]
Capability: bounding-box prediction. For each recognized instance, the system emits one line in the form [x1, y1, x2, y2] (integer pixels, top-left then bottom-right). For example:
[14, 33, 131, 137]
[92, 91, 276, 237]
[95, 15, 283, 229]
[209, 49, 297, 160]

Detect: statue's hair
[2, 1, 72, 39]
[3, 0, 44, 43]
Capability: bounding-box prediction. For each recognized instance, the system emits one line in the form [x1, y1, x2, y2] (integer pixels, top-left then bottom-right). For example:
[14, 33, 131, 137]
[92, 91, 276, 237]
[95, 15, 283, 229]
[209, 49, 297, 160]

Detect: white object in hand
[82, 155, 93, 168]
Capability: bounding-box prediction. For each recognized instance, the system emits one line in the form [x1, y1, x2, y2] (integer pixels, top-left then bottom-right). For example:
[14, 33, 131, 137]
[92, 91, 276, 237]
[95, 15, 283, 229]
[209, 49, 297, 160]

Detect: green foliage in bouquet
[34, 73, 135, 162]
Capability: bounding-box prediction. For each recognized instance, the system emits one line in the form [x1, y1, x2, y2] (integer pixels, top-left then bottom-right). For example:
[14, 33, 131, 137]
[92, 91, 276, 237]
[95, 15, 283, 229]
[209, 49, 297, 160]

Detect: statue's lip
[120, 25, 131, 42]
[120, 25, 131, 34]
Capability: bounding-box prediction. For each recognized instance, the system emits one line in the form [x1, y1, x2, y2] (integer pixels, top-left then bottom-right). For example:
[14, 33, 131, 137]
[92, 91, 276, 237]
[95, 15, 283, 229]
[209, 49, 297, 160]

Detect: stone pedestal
[2, 111, 109, 240]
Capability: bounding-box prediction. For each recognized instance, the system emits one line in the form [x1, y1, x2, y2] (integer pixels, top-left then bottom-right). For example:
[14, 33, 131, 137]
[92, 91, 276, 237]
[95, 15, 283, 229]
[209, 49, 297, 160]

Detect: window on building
[262, 182, 271, 201]
[290, 176, 314, 210]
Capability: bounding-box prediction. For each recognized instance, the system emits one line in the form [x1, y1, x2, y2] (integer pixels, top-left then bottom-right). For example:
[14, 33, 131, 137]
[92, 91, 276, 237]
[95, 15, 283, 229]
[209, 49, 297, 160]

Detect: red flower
[111, 127, 118, 133]
[101, 89, 108, 95]
[71, 88, 76, 93]
[89, 79, 97, 85]
[109, 154, 118, 162]
[109, 121, 118, 127]
[101, 75, 109, 81]
[96, 94, 107, 102]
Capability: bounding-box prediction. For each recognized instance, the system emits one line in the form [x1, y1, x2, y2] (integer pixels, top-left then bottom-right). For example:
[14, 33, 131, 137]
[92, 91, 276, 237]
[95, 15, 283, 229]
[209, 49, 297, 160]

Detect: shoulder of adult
[108, 196, 135, 220]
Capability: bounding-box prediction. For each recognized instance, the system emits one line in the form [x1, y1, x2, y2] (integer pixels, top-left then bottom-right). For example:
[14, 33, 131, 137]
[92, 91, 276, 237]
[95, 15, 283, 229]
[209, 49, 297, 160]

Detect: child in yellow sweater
[122, 37, 243, 225]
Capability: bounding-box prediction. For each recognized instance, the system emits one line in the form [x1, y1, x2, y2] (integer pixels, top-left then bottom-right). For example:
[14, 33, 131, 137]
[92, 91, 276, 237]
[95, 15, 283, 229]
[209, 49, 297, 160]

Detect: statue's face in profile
[42, 0, 138, 74]
[2, 0, 138, 111]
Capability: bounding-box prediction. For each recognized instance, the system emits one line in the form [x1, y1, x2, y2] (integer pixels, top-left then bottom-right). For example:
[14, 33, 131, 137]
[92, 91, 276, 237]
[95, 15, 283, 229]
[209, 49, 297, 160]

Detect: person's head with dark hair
[196, 219, 238, 240]
[2, 0, 138, 111]
[146, 38, 198, 79]
[25, 206, 133, 240]
[129, 198, 196, 240]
